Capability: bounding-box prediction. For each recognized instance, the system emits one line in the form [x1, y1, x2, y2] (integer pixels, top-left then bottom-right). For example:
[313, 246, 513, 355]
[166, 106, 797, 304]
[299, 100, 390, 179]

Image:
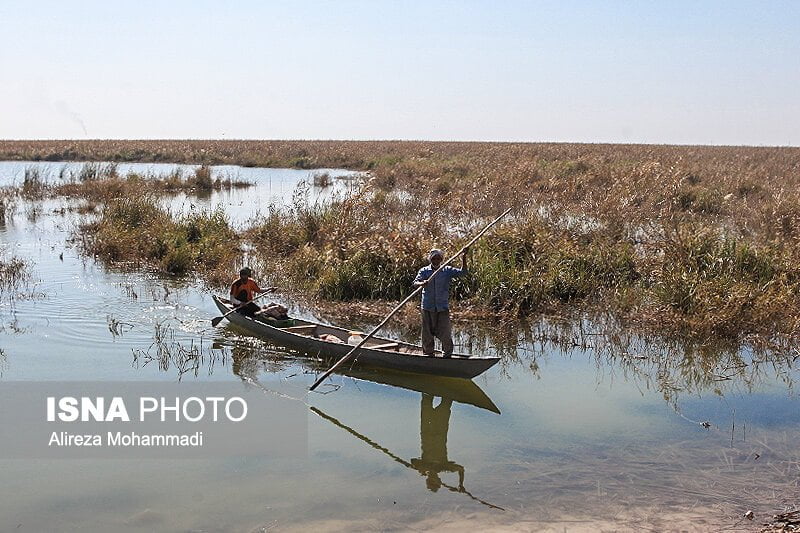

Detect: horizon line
[1, 138, 798, 149]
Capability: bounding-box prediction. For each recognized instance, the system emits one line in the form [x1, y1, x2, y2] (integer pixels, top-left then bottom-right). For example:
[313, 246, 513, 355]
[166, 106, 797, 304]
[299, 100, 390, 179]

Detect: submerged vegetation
[131, 321, 230, 380]
[3, 140, 800, 347]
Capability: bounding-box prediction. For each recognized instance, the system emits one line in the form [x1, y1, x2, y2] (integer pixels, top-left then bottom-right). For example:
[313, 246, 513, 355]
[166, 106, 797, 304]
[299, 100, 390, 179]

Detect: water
[1, 161, 798, 531]
[0, 160, 360, 227]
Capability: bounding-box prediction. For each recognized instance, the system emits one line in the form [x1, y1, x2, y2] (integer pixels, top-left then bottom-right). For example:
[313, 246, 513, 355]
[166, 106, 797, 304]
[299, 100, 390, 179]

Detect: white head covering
[429, 248, 443, 260]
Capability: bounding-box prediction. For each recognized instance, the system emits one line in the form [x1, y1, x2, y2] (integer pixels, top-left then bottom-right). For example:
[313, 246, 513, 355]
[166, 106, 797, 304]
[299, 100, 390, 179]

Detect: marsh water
[1, 162, 798, 531]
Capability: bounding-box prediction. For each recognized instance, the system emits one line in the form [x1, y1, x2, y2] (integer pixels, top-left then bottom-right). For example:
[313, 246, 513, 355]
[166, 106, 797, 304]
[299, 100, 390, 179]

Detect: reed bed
[10, 140, 800, 346]
[80, 196, 239, 285]
[56, 164, 251, 202]
[8, 140, 798, 527]
[12, 162, 252, 202]
[247, 184, 800, 347]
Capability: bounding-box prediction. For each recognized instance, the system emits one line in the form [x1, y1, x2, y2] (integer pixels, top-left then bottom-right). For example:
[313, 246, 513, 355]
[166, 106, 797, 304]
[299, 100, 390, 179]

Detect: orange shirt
[230, 278, 261, 302]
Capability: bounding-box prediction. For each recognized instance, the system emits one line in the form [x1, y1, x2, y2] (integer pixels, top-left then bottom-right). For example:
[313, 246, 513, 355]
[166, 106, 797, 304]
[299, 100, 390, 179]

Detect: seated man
[229, 267, 277, 317]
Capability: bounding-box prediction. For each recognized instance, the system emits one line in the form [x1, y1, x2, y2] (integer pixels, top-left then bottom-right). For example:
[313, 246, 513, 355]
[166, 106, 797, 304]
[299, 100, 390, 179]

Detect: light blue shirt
[414, 265, 466, 311]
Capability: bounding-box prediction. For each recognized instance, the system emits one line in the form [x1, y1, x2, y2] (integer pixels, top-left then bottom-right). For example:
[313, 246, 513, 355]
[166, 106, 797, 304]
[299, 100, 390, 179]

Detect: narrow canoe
[212, 296, 500, 379]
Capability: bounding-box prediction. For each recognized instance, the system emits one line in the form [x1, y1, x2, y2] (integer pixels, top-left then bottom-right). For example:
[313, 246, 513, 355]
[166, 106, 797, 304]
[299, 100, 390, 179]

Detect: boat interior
[222, 298, 434, 356]
[281, 321, 426, 355]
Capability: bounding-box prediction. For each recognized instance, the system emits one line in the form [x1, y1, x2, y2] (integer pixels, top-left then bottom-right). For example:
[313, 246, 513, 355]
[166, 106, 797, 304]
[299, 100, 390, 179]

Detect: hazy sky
[1, 1, 798, 145]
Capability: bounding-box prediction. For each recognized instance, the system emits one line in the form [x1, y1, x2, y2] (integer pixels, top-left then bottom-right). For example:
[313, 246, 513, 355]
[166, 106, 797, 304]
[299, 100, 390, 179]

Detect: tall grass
[81, 197, 239, 284]
[21, 166, 47, 198]
[8, 139, 800, 343]
[312, 172, 333, 188]
[55, 167, 251, 202]
[247, 180, 800, 344]
[188, 165, 213, 190]
[463, 221, 639, 314]
[0, 189, 14, 224]
[0, 254, 28, 294]
[247, 186, 427, 300]
[76, 162, 118, 182]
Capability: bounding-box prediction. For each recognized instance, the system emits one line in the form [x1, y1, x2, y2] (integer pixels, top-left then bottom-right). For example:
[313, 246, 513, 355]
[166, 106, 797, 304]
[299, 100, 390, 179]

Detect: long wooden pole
[309, 207, 512, 391]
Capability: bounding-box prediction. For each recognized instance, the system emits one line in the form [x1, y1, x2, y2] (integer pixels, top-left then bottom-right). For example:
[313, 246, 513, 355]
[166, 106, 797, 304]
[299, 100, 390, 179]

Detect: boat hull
[213, 296, 499, 379]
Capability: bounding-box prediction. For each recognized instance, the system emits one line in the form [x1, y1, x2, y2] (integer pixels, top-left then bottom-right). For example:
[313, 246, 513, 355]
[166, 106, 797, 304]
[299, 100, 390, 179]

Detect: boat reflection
[310, 390, 503, 510]
[217, 333, 501, 413]
[217, 334, 504, 508]
[337, 367, 501, 414]
[306, 370, 504, 510]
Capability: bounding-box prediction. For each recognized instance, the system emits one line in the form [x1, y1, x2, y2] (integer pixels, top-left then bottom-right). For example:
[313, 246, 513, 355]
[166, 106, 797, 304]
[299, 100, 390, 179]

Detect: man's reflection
[232, 365, 504, 510]
[411, 393, 465, 492]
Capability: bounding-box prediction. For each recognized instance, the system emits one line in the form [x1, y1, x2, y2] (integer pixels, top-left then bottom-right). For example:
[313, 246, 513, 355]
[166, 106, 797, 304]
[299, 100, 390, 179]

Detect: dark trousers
[236, 302, 261, 317]
[234, 289, 259, 317]
[421, 310, 453, 356]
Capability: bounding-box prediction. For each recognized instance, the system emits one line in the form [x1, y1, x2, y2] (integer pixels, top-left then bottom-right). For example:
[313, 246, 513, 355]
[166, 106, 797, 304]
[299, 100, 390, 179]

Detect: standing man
[229, 267, 275, 317]
[413, 248, 468, 357]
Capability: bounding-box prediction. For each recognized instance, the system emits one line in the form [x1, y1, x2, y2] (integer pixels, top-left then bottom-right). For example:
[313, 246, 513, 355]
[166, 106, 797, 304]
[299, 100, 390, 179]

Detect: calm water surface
[0, 161, 798, 531]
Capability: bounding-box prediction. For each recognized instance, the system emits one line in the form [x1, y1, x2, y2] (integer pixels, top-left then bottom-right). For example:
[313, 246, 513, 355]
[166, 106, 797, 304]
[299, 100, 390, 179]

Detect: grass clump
[82, 197, 239, 283]
[652, 227, 794, 337]
[248, 190, 426, 300]
[21, 167, 48, 198]
[312, 172, 332, 188]
[0, 189, 15, 224]
[55, 167, 251, 202]
[316, 241, 422, 300]
[458, 218, 640, 314]
[187, 165, 213, 190]
[674, 185, 724, 215]
[77, 162, 118, 182]
[0, 254, 28, 294]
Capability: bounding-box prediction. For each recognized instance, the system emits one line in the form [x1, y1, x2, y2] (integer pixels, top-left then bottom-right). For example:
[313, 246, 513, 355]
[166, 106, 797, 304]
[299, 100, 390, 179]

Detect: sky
[0, 1, 798, 145]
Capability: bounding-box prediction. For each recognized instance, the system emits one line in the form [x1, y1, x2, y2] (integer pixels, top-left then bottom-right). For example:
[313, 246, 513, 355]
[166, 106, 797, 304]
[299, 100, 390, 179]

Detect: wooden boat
[213, 296, 500, 379]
